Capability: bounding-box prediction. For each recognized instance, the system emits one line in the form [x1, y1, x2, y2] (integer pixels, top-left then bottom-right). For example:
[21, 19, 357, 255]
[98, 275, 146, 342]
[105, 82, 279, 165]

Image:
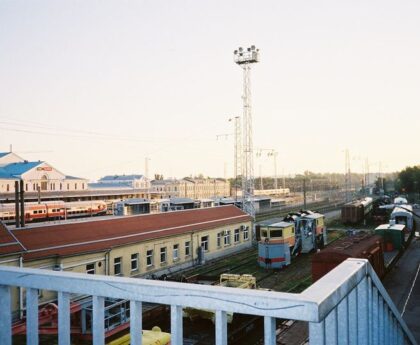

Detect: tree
[395, 166, 420, 193]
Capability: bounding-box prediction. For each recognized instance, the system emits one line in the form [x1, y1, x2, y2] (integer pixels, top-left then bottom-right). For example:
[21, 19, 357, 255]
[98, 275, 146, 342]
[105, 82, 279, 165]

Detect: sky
[0, 0, 419, 181]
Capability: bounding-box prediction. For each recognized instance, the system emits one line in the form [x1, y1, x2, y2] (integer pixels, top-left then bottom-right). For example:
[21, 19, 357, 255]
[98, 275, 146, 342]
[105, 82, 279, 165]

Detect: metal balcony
[0, 258, 417, 345]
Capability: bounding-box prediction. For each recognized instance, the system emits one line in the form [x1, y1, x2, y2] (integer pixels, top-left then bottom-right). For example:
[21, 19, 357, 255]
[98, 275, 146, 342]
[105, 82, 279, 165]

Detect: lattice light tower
[229, 116, 242, 202]
[234, 45, 260, 218]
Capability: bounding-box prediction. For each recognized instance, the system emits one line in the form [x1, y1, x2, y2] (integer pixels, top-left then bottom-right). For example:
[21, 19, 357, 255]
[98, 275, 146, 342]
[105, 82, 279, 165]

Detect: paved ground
[383, 236, 420, 342]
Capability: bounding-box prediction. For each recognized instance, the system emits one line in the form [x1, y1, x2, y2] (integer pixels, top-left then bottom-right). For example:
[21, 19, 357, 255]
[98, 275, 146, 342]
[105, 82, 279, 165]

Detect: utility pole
[303, 178, 307, 210]
[234, 45, 259, 219]
[345, 149, 351, 202]
[267, 150, 278, 190]
[229, 116, 242, 202]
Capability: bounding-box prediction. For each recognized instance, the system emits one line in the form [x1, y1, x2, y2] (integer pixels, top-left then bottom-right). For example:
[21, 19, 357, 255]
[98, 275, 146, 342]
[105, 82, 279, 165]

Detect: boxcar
[341, 197, 373, 224]
[312, 232, 385, 282]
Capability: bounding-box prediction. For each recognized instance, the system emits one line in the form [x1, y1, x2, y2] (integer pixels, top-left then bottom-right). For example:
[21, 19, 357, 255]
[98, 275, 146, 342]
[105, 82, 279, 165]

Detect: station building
[0, 152, 88, 195]
[0, 205, 252, 314]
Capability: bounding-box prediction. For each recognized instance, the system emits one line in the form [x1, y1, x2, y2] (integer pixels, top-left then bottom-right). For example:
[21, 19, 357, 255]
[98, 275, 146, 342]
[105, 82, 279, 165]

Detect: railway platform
[383, 235, 420, 343]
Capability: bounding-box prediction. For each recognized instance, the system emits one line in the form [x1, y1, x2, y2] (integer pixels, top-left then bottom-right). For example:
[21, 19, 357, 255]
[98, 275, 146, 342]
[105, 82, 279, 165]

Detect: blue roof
[0, 152, 11, 158]
[0, 161, 42, 178]
[99, 174, 144, 182]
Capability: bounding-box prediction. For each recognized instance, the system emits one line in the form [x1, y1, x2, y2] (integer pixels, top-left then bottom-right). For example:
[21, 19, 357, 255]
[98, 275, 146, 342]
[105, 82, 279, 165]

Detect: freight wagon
[311, 232, 385, 282]
[341, 197, 373, 224]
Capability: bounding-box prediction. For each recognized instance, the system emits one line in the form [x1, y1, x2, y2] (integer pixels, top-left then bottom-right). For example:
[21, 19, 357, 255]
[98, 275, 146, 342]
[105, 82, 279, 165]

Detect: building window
[41, 175, 48, 191]
[234, 229, 240, 243]
[114, 257, 122, 276]
[75, 183, 77, 189]
[131, 253, 139, 271]
[185, 241, 190, 256]
[82, 183, 85, 189]
[86, 263, 95, 274]
[25, 184, 28, 191]
[244, 226, 249, 241]
[6, 184, 9, 192]
[146, 250, 153, 267]
[217, 233, 222, 247]
[67, 183, 69, 190]
[60, 183, 62, 190]
[173, 244, 179, 261]
[224, 230, 231, 246]
[201, 235, 209, 252]
[160, 247, 167, 264]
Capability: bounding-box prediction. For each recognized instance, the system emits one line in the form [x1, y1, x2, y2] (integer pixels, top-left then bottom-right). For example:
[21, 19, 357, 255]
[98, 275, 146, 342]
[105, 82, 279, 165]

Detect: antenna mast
[234, 45, 259, 219]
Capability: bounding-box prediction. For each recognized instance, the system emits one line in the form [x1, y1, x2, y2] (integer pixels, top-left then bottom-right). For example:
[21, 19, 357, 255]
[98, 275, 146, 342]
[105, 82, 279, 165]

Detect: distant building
[0, 152, 88, 195]
[181, 178, 230, 199]
[90, 174, 151, 199]
[151, 178, 230, 200]
[150, 179, 183, 199]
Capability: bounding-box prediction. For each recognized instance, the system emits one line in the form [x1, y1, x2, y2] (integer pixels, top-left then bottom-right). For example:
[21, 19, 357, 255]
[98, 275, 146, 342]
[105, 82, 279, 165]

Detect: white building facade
[0, 152, 88, 194]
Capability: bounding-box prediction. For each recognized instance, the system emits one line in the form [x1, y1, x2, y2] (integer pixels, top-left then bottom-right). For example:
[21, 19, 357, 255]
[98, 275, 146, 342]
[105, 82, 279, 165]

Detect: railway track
[256, 200, 345, 222]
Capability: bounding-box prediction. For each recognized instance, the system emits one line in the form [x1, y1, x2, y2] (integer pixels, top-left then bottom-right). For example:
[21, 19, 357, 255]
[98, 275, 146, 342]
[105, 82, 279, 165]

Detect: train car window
[270, 229, 283, 238]
[261, 229, 268, 238]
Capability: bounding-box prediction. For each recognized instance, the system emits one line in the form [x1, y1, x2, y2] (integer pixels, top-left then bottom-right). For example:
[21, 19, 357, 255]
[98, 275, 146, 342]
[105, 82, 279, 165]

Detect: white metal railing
[0, 258, 417, 345]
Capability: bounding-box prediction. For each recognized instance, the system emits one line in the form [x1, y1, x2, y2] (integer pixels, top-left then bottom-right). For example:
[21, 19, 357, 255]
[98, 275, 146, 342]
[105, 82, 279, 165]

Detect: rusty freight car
[341, 197, 373, 224]
[312, 232, 385, 282]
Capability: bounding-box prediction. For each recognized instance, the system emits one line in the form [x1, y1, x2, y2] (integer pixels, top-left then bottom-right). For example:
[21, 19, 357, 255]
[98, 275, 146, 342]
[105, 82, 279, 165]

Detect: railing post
[26, 288, 39, 345]
[384, 306, 389, 345]
[348, 287, 358, 345]
[0, 285, 11, 345]
[337, 296, 349, 345]
[309, 320, 325, 345]
[92, 296, 105, 345]
[171, 305, 183, 345]
[58, 292, 71, 345]
[357, 277, 368, 344]
[130, 300, 142, 345]
[215, 310, 227, 345]
[264, 316, 276, 345]
[378, 296, 384, 345]
[368, 277, 373, 345]
[325, 308, 338, 345]
[372, 287, 379, 345]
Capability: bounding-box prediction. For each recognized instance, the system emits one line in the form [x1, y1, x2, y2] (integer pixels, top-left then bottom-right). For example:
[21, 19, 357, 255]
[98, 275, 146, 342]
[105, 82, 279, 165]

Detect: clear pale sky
[0, 1, 419, 181]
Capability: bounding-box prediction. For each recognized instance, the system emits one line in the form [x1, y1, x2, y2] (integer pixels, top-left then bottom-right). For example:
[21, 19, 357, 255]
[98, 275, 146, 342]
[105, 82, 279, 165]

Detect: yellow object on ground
[183, 274, 256, 324]
[107, 326, 171, 345]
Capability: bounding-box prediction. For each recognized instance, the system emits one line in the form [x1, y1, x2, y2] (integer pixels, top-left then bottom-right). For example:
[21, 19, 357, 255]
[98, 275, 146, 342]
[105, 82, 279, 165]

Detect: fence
[0, 258, 416, 345]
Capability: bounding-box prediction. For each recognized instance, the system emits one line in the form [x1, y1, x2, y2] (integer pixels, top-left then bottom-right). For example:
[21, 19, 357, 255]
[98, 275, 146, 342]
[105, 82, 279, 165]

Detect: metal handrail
[0, 258, 416, 345]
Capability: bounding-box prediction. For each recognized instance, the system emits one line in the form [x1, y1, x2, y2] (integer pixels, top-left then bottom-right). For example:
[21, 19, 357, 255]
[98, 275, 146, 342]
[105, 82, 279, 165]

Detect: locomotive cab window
[270, 229, 283, 238]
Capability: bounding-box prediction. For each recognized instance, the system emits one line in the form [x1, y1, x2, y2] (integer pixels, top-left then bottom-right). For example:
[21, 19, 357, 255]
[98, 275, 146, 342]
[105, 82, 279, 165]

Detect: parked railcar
[390, 205, 414, 232]
[0, 200, 107, 224]
[311, 232, 385, 282]
[341, 197, 373, 224]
